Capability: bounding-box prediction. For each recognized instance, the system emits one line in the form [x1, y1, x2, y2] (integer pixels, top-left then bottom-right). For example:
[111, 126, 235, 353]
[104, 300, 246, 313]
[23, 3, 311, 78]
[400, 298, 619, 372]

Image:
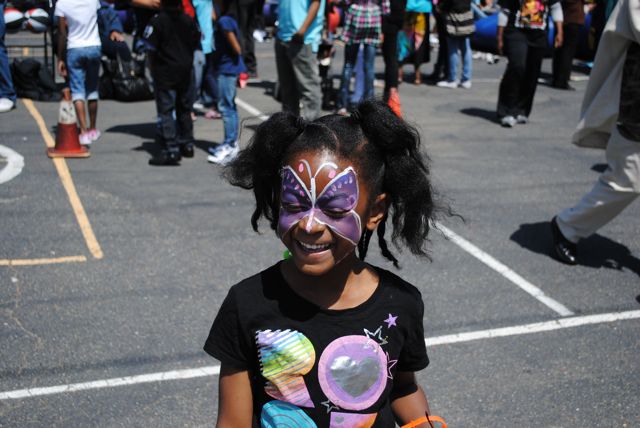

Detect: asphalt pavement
[0, 38, 638, 427]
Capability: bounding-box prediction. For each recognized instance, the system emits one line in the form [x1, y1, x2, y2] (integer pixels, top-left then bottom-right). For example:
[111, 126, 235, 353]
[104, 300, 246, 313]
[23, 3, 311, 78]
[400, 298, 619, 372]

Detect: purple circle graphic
[318, 335, 388, 411]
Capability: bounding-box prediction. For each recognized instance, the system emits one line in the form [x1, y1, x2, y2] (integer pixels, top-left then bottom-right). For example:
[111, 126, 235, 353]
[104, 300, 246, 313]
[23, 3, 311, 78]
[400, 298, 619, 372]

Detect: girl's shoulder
[373, 265, 424, 302]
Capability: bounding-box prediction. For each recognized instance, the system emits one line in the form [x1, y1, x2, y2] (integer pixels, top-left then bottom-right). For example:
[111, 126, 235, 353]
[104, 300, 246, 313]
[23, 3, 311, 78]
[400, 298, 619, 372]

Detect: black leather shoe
[550, 217, 577, 265]
[148, 150, 181, 166]
[180, 144, 194, 158]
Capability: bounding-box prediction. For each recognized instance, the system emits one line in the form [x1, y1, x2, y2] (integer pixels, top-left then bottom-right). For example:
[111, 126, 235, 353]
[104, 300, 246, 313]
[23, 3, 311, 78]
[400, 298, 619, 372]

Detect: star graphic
[363, 326, 388, 346]
[386, 351, 398, 379]
[384, 313, 398, 328]
[321, 400, 340, 413]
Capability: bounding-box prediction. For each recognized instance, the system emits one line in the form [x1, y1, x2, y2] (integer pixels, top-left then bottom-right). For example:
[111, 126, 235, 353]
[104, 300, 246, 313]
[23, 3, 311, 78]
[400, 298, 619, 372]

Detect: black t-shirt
[204, 262, 429, 427]
[144, 10, 199, 89]
[499, 0, 559, 31]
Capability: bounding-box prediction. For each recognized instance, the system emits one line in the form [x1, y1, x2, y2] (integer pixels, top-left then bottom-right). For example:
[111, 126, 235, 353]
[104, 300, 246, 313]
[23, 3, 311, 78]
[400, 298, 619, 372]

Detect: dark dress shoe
[180, 144, 194, 158]
[550, 217, 577, 265]
[148, 150, 181, 166]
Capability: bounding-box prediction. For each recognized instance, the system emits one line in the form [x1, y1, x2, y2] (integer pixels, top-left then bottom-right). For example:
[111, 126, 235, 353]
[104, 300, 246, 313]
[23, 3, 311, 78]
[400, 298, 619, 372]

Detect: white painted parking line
[0, 145, 25, 185]
[1, 309, 638, 401]
[436, 224, 574, 316]
[235, 97, 574, 317]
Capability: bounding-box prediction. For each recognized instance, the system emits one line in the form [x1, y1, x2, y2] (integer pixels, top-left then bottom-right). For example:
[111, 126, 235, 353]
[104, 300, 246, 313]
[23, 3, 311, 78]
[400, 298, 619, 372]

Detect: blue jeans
[0, 1, 16, 102]
[66, 46, 101, 101]
[339, 43, 376, 109]
[216, 73, 238, 146]
[447, 36, 472, 83]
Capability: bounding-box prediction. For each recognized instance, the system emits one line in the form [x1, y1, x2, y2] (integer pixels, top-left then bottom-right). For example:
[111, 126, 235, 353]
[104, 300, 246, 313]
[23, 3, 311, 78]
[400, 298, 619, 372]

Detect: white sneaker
[459, 80, 472, 89]
[79, 132, 93, 146]
[516, 115, 528, 124]
[207, 144, 239, 165]
[0, 98, 15, 113]
[436, 80, 458, 89]
[501, 115, 517, 128]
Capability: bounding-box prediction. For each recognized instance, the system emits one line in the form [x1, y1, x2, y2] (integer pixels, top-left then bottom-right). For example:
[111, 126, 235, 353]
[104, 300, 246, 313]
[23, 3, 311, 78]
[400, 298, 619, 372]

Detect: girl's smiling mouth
[296, 240, 334, 253]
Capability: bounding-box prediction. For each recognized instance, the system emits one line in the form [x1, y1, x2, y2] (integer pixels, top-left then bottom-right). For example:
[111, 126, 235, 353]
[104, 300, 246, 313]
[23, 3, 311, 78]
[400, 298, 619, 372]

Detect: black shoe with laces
[550, 217, 578, 265]
[149, 150, 181, 166]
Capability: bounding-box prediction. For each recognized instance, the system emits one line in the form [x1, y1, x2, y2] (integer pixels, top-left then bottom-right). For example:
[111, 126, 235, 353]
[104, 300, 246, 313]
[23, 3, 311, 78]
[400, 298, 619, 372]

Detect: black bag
[99, 55, 154, 102]
[10, 58, 60, 101]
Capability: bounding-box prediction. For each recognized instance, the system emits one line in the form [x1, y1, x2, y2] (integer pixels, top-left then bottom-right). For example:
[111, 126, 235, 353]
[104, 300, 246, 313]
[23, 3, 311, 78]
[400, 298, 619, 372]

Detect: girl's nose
[299, 209, 324, 234]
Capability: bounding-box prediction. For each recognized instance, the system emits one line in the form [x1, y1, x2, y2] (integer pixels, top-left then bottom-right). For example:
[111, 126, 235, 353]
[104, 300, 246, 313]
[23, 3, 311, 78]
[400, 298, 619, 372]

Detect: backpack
[10, 58, 61, 101]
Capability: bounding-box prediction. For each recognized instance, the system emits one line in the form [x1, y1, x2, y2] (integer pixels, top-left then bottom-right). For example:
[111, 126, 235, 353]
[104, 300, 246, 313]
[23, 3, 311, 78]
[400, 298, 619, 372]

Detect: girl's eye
[282, 203, 306, 213]
[323, 209, 349, 218]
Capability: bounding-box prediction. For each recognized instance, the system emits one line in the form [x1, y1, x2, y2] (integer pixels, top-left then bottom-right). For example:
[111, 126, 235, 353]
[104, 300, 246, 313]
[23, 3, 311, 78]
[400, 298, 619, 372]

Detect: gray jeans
[275, 38, 321, 120]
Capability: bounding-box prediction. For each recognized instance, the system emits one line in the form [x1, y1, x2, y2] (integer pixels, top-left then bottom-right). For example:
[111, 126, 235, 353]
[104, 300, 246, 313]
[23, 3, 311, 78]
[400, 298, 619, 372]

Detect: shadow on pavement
[511, 221, 640, 277]
[106, 122, 157, 140]
[460, 107, 500, 124]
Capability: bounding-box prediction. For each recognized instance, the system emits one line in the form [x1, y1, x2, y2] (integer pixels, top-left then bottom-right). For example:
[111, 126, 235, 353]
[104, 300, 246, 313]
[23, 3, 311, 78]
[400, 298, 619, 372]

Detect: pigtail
[224, 112, 305, 232]
[353, 100, 438, 264]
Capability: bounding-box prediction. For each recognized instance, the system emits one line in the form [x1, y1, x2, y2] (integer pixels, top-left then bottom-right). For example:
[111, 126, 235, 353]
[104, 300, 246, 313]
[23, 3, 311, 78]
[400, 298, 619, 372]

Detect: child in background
[204, 100, 445, 426]
[144, 0, 200, 165]
[206, 0, 245, 165]
[55, 0, 102, 146]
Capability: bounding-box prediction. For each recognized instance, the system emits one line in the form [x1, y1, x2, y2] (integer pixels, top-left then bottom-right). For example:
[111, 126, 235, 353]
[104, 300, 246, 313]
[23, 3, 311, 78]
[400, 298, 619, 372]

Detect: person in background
[230, 0, 259, 77]
[399, 0, 432, 84]
[551, 0, 585, 90]
[144, 0, 200, 165]
[98, 1, 133, 62]
[274, 0, 324, 120]
[55, 0, 103, 146]
[426, 0, 450, 83]
[436, 0, 474, 88]
[336, 0, 390, 114]
[207, 0, 246, 164]
[0, 0, 17, 113]
[381, 0, 406, 116]
[192, 0, 222, 119]
[551, 0, 639, 264]
[496, 0, 563, 127]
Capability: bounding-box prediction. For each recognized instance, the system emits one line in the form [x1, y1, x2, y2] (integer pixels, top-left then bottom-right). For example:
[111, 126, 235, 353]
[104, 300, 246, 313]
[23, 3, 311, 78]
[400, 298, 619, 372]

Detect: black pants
[382, 17, 401, 93]
[432, 9, 449, 78]
[232, 0, 257, 74]
[155, 84, 194, 153]
[497, 29, 546, 118]
[552, 23, 582, 88]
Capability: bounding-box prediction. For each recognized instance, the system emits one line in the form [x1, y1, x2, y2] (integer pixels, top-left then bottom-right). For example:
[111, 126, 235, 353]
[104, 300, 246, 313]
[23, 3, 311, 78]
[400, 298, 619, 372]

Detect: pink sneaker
[79, 132, 93, 146]
[87, 128, 101, 141]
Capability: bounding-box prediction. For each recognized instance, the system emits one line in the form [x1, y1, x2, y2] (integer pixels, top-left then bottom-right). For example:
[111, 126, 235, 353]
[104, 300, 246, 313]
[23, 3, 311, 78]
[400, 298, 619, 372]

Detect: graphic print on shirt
[515, 0, 547, 29]
[278, 160, 362, 246]
[256, 329, 316, 407]
[261, 400, 317, 427]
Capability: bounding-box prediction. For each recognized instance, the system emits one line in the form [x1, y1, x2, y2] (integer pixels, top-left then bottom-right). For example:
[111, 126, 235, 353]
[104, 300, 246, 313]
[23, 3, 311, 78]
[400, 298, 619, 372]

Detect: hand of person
[57, 59, 67, 78]
[554, 31, 563, 48]
[291, 31, 304, 44]
[110, 31, 125, 42]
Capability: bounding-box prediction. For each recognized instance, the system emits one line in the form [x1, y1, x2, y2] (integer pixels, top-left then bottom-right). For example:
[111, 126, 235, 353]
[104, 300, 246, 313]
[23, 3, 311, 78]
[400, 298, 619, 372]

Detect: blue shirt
[276, 0, 325, 51]
[213, 15, 246, 75]
[193, 0, 214, 54]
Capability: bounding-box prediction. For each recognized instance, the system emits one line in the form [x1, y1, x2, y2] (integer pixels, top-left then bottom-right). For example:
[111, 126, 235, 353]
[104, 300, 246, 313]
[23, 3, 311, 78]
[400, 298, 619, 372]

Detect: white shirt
[54, 0, 101, 50]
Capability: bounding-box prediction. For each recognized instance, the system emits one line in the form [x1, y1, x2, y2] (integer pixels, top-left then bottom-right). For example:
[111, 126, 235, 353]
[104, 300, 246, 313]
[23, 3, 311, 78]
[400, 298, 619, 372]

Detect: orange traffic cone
[47, 88, 90, 158]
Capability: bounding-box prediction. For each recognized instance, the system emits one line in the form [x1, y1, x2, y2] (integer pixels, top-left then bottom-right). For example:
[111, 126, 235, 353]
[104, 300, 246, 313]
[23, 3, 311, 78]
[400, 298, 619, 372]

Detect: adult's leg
[363, 43, 377, 100]
[274, 38, 300, 115]
[235, 0, 257, 74]
[519, 36, 545, 117]
[461, 36, 472, 83]
[0, 1, 16, 103]
[216, 73, 239, 146]
[202, 53, 218, 106]
[339, 43, 359, 109]
[431, 10, 449, 79]
[446, 36, 459, 82]
[68, 49, 88, 132]
[552, 23, 582, 88]
[412, 13, 430, 80]
[176, 83, 195, 147]
[381, 18, 400, 97]
[192, 50, 205, 104]
[351, 45, 365, 104]
[556, 127, 640, 242]
[155, 87, 178, 153]
[497, 29, 528, 118]
[290, 43, 322, 120]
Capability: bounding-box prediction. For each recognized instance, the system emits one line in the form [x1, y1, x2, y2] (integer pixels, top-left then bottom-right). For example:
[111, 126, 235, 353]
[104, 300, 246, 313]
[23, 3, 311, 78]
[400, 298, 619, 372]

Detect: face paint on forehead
[277, 160, 363, 245]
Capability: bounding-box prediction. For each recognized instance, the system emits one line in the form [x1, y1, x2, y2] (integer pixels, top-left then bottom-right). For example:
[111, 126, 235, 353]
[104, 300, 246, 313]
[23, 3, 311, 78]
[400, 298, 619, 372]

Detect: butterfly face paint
[277, 160, 362, 246]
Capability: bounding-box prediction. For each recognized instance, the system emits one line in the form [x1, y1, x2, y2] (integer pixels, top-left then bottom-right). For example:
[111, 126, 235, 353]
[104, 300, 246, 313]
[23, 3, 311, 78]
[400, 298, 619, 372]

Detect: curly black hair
[224, 99, 446, 267]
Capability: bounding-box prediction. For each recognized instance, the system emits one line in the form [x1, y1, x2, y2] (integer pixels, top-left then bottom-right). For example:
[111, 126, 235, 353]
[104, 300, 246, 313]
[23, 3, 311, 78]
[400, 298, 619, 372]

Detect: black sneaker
[180, 144, 194, 158]
[148, 150, 181, 166]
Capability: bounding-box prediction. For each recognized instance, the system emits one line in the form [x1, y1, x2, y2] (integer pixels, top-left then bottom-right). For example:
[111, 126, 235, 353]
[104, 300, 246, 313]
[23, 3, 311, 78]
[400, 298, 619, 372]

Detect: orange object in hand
[401, 415, 447, 428]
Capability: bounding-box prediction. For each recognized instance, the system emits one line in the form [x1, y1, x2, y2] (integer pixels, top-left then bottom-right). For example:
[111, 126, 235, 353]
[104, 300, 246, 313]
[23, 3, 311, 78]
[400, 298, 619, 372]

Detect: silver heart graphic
[329, 356, 381, 398]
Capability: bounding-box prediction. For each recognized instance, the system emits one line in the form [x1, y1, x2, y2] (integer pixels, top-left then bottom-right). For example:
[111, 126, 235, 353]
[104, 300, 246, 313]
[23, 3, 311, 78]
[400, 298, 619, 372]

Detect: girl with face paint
[204, 100, 448, 427]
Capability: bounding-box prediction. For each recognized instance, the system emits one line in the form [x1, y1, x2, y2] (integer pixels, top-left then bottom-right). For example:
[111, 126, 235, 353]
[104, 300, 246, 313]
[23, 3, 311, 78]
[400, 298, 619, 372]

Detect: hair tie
[351, 110, 361, 122]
